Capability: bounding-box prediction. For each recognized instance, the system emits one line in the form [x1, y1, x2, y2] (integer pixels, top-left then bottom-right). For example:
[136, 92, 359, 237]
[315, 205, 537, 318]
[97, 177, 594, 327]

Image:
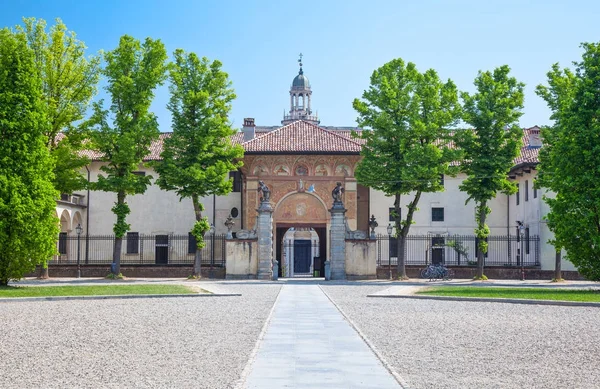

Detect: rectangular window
[127, 232, 139, 254]
[432, 207, 444, 222]
[132, 171, 146, 177]
[439, 174, 444, 186]
[230, 171, 242, 193]
[516, 184, 520, 206]
[58, 232, 67, 255]
[389, 207, 401, 222]
[533, 182, 538, 199]
[188, 232, 197, 254]
[525, 227, 530, 255]
[525, 180, 529, 201]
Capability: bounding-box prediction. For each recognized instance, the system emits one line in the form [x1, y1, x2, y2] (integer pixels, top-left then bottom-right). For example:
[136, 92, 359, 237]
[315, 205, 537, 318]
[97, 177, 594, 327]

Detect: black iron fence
[51, 234, 226, 266]
[376, 234, 540, 267]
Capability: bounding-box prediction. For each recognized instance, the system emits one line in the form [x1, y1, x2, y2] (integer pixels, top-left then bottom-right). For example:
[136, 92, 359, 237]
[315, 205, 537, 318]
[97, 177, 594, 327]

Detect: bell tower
[282, 53, 319, 126]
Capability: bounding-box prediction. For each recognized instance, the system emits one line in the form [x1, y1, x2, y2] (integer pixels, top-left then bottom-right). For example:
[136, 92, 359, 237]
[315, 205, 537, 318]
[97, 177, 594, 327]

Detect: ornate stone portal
[241, 154, 362, 231]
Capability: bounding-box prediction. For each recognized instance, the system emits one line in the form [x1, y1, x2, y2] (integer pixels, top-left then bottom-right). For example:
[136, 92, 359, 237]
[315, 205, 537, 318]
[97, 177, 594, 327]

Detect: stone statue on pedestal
[331, 182, 344, 206]
[257, 180, 270, 203]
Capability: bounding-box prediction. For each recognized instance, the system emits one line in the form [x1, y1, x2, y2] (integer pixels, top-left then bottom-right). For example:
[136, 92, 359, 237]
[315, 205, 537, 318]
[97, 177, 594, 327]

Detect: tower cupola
[282, 53, 319, 125]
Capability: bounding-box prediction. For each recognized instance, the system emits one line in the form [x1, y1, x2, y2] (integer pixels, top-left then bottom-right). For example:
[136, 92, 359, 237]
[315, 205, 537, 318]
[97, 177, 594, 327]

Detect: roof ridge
[318, 124, 363, 147]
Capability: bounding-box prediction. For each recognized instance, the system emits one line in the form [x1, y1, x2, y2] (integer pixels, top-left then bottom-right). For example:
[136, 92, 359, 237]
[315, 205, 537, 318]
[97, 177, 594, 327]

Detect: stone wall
[345, 240, 377, 280]
[225, 240, 258, 279]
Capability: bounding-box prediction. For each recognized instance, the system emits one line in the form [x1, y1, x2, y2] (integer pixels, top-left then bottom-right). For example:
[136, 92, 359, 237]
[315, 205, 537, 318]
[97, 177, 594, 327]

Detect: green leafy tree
[20, 17, 100, 194]
[536, 42, 600, 280]
[353, 59, 461, 279]
[155, 50, 243, 278]
[0, 28, 58, 285]
[455, 65, 524, 280]
[19, 18, 100, 278]
[87, 35, 168, 275]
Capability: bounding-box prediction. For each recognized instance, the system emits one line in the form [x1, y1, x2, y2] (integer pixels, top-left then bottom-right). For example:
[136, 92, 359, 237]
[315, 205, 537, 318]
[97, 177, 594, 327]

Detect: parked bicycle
[420, 263, 454, 281]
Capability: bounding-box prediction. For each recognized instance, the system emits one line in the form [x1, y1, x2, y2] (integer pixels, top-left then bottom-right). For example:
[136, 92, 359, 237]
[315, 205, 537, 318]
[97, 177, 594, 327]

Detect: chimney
[528, 126, 542, 148]
[242, 118, 255, 142]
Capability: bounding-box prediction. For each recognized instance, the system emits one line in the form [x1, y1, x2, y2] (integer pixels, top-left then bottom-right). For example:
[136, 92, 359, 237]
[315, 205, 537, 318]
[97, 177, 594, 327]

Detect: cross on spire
[298, 53, 303, 75]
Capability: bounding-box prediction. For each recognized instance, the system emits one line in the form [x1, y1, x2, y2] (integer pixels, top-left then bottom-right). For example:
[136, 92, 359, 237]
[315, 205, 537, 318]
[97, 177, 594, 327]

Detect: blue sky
[2, 0, 598, 130]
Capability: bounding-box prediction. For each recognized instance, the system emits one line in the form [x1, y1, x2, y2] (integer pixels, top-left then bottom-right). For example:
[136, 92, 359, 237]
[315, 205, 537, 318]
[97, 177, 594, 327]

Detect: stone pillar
[256, 197, 274, 280]
[329, 200, 347, 280]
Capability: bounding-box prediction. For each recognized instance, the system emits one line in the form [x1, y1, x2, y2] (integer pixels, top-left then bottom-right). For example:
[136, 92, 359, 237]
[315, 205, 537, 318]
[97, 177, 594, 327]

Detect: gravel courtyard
[322, 284, 600, 389]
[2, 282, 600, 388]
[0, 283, 281, 389]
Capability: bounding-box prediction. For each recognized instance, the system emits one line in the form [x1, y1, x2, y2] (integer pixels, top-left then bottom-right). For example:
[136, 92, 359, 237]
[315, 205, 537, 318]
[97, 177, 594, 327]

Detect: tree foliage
[0, 28, 58, 285]
[87, 35, 168, 274]
[455, 65, 524, 279]
[155, 50, 243, 277]
[536, 42, 600, 280]
[353, 58, 461, 279]
[19, 18, 100, 194]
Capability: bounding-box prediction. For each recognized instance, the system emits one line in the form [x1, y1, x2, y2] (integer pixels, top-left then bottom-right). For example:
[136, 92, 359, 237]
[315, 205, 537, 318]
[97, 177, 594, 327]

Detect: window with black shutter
[533, 181, 538, 198]
[525, 227, 530, 254]
[516, 184, 520, 205]
[127, 232, 139, 254]
[525, 180, 529, 201]
[58, 232, 67, 254]
[230, 171, 242, 192]
[439, 174, 444, 186]
[432, 207, 444, 222]
[188, 232, 197, 254]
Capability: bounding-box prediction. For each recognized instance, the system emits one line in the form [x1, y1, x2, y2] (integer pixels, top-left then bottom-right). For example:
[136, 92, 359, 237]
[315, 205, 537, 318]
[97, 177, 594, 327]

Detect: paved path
[243, 285, 401, 389]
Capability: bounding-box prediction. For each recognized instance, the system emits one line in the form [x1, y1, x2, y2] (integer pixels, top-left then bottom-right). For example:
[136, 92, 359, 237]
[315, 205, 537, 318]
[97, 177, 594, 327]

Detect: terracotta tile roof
[333, 130, 367, 145]
[81, 133, 170, 161]
[241, 120, 363, 153]
[231, 130, 270, 145]
[74, 125, 540, 165]
[513, 127, 541, 166]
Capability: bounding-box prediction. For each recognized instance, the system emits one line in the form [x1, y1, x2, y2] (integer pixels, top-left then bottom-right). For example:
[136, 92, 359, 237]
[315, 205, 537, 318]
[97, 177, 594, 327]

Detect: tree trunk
[395, 191, 422, 280]
[476, 202, 487, 279]
[192, 197, 203, 278]
[38, 264, 49, 279]
[113, 237, 122, 275]
[112, 191, 126, 276]
[554, 250, 562, 280]
[397, 234, 407, 279]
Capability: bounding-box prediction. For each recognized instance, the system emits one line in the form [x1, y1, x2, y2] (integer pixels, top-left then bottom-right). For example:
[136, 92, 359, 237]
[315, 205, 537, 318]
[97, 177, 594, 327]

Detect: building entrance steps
[242, 285, 402, 388]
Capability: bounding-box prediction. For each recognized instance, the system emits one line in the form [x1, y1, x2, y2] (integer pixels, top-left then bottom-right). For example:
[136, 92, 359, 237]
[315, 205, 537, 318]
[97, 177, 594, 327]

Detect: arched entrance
[273, 192, 328, 278]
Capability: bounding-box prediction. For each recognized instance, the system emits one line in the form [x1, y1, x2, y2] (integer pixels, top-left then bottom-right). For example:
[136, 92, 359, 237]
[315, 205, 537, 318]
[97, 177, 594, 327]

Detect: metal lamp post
[517, 220, 525, 281]
[387, 224, 393, 280]
[519, 224, 525, 281]
[75, 223, 83, 278]
[209, 223, 215, 279]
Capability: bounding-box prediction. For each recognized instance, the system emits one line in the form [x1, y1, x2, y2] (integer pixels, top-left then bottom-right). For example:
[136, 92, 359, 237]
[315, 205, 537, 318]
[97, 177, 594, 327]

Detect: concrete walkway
[243, 285, 401, 389]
